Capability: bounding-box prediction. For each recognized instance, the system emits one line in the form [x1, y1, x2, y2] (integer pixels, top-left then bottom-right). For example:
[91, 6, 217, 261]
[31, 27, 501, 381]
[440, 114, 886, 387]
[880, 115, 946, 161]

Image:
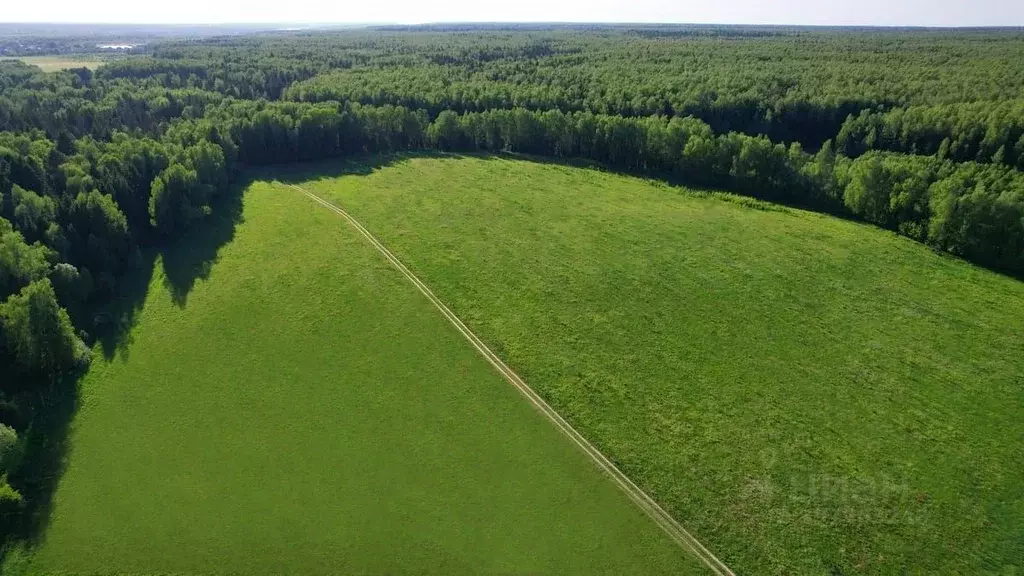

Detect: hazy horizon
[3, 0, 1024, 28]
[3, 22, 1024, 29]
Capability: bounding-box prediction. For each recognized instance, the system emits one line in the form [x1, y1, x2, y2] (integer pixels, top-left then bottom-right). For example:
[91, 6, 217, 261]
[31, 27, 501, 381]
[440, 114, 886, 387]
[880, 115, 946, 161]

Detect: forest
[0, 25, 1023, 546]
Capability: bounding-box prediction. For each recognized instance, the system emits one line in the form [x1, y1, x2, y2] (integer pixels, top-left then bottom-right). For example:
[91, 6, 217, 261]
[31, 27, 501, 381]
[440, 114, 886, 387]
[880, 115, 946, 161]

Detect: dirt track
[289, 182, 735, 576]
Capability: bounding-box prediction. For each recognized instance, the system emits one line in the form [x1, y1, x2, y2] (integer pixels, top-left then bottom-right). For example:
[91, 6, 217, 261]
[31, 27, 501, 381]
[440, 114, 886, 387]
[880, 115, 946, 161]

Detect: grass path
[12, 180, 703, 575]
[290, 183, 733, 575]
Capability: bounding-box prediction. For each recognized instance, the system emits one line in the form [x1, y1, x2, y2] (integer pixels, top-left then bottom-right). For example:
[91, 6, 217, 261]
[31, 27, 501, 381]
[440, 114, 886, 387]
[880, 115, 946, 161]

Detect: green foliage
[2, 28, 1024, 279]
[185, 140, 227, 201]
[426, 110, 463, 150]
[0, 218, 52, 301]
[8, 185, 56, 244]
[0, 475, 23, 518]
[48, 262, 89, 315]
[294, 105, 343, 161]
[67, 190, 132, 296]
[149, 164, 205, 236]
[0, 424, 19, 472]
[837, 99, 1024, 169]
[279, 28, 1024, 147]
[94, 135, 171, 236]
[0, 278, 86, 379]
[58, 160, 94, 198]
[0, 142, 48, 197]
[844, 155, 893, 226]
[928, 167, 1024, 270]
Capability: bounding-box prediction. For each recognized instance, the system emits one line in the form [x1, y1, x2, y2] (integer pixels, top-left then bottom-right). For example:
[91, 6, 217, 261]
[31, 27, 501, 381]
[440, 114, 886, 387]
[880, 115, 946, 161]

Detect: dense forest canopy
[0, 24, 1023, 544]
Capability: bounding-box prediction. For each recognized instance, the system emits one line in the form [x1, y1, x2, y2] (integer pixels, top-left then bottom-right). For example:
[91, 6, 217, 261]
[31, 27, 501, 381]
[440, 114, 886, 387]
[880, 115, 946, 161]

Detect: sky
[3, 0, 1024, 27]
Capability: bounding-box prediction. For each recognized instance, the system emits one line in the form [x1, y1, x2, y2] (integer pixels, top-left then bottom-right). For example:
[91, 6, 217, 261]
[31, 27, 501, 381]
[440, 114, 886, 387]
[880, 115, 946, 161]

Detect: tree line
[837, 99, 1024, 170]
[179, 99, 1024, 278]
[75, 27, 1024, 149]
[273, 29, 1024, 148]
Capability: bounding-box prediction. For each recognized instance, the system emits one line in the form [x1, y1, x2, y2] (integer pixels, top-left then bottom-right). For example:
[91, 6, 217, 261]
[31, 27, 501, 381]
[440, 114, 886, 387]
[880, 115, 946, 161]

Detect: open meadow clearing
[0, 56, 104, 71]
[299, 155, 1024, 575]
[6, 180, 702, 575]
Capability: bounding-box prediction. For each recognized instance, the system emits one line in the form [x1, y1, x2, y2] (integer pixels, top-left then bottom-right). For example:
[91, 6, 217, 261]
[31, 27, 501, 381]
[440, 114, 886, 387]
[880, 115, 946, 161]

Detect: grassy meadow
[0, 56, 105, 72]
[299, 155, 1024, 575]
[9, 180, 701, 575]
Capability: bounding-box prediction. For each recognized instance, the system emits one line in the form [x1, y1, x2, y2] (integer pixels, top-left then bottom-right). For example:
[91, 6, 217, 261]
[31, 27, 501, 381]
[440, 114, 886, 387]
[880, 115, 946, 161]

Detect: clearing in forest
[0, 56, 104, 72]
[10, 179, 702, 575]
[298, 154, 1024, 575]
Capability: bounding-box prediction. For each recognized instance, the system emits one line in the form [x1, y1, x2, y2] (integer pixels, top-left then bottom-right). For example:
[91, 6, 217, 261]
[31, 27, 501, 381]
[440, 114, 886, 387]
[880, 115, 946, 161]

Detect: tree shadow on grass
[0, 249, 160, 563]
[158, 154, 440, 311]
[0, 179, 253, 568]
[159, 180, 246, 309]
[261, 152, 430, 188]
[89, 155, 395, 352]
[130, 154, 400, 314]
[0, 157, 423, 568]
[88, 150, 672, 358]
[2, 369, 83, 565]
[87, 178, 248, 360]
[91, 250, 156, 362]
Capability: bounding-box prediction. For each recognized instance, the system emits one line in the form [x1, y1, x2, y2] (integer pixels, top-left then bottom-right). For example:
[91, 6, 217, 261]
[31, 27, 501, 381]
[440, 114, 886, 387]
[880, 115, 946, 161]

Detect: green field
[294, 155, 1024, 574]
[11, 154, 1024, 575]
[0, 56, 104, 72]
[10, 180, 701, 575]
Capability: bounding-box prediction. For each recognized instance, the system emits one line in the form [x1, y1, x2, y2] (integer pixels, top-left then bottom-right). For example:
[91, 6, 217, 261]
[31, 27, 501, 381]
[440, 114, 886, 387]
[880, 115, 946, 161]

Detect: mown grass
[0, 56, 105, 72]
[301, 154, 1024, 575]
[8, 180, 700, 575]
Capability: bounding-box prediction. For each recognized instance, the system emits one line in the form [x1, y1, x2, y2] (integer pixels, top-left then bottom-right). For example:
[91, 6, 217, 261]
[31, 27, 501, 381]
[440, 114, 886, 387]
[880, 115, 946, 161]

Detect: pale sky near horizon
[3, 0, 1023, 27]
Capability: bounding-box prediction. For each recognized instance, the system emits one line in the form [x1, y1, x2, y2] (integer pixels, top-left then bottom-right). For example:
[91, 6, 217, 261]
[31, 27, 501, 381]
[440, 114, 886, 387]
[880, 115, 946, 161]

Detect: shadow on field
[3, 369, 82, 561]
[156, 155, 433, 309]
[85, 152, 587, 358]
[263, 149, 781, 212]
[0, 181, 252, 566]
[92, 251, 156, 362]
[84, 151, 660, 358]
[263, 150, 619, 189]
[159, 184, 247, 308]
[0, 158, 414, 563]
[82, 179, 249, 360]
[263, 152, 428, 187]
